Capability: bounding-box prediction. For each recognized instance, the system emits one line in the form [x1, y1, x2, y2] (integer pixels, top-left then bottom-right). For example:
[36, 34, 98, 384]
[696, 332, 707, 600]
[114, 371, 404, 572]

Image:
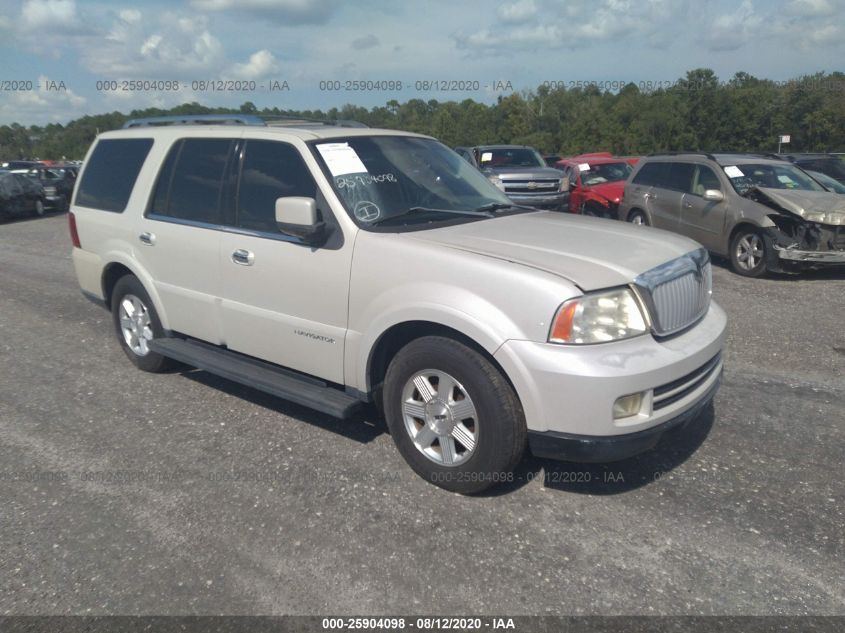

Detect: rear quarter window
[75, 138, 153, 212]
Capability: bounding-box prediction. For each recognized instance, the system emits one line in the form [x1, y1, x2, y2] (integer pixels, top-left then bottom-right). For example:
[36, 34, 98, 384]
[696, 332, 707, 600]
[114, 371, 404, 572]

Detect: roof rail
[123, 114, 266, 128]
[648, 151, 717, 160]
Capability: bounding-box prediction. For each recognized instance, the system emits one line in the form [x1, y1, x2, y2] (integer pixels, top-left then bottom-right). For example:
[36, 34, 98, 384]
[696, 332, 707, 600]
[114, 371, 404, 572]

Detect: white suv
[70, 115, 726, 493]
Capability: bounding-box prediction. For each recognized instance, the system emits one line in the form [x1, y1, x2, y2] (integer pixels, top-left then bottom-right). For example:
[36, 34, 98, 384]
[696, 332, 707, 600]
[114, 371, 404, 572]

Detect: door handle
[139, 232, 156, 246]
[231, 249, 254, 266]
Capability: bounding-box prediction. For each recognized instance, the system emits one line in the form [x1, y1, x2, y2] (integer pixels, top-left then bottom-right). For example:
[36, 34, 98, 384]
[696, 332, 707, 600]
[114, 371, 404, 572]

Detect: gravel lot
[0, 213, 843, 616]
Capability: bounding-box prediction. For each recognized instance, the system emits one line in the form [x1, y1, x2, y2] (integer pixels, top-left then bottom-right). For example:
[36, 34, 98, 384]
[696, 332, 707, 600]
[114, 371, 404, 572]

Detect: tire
[730, 227, 768, 277]
[110, 275, 175, 372]
[34, 199, 45, 216]
[627, 209, 649, 226]
[58, 195, 69, 212]
[383, 336, 527, 494]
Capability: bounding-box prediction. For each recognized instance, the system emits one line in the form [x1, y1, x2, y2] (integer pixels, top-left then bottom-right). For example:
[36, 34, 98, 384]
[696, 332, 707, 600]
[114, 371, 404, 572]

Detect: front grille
[634, 249, 712, 337]
[503, 178, 560, 195]
[653, 352, 721, 411]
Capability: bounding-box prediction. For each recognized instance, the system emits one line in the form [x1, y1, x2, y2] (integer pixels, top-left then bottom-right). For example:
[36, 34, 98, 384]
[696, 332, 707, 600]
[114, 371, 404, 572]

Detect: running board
[148, 338, 362, 419]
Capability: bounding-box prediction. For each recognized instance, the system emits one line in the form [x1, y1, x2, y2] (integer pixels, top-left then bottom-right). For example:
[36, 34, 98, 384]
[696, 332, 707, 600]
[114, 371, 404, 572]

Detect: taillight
[68, 211, 81, 248]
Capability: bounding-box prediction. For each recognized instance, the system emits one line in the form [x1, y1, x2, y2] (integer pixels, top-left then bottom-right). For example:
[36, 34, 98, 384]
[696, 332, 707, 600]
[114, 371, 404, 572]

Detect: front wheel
[383, 336, 526, 494]
[730, 228, 768, 277]
[34, 199, 45, 216]
[110, 275, 175, 372]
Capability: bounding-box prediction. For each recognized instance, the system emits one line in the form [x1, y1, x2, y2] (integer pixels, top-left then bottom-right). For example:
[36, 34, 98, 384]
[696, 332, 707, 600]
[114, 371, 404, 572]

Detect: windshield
[578, 162, 632, 186]
[806, 170, 845, 193]
[312, 136, 514, 228]
[722, 163, 825, 195]
[477, 147, 545, 168]
[796, 157, 845, 183]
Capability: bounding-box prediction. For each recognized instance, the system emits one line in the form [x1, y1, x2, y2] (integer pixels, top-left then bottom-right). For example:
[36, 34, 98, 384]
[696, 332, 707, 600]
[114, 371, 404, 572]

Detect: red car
[555, 154, 639, 218]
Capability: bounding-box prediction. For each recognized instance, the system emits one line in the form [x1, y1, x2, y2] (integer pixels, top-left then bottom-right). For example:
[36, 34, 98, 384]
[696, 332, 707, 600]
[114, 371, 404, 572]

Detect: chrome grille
[503, 179, 560, 195]
[634, 249, 712, 337]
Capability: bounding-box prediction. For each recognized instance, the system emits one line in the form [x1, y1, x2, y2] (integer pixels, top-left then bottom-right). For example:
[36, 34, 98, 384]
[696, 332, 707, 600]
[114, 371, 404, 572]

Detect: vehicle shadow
[483, 402, 716, 497]
[179, 368, 386, 445]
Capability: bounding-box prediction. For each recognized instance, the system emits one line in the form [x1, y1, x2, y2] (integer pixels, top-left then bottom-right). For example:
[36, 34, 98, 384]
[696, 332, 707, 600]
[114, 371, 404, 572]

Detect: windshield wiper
[472, 202, 536, 213]
[368, 206, 493, 226]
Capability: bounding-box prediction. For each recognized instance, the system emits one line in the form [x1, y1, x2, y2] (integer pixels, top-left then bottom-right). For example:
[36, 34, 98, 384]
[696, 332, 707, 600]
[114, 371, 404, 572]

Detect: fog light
[613, 392, 643, 419]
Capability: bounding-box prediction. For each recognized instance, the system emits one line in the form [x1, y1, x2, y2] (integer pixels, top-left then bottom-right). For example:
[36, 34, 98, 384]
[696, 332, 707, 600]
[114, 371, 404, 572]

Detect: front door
[217, 139, 352, 384]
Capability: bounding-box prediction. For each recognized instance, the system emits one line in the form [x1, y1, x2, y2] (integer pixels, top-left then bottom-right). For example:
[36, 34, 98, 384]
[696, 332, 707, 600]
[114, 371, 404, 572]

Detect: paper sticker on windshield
[724, 166, 744, 178]
[316, 142, 368, 176]
[480, 152, 492, 163]
[777, 175, 796, 184]
[578, 163, 590, 171]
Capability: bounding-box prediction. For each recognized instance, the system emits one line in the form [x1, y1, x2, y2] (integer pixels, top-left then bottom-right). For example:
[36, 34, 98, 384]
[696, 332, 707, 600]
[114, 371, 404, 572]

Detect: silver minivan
[619, 153, 845, 276]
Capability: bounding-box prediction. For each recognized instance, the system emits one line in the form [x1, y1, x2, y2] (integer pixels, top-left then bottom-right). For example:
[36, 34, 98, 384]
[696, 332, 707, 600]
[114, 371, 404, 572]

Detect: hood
[584, 180, 625, 203]
[483, 166, 563, 179]
[405, 212, 700, 291]
[752, 187, 845, 225]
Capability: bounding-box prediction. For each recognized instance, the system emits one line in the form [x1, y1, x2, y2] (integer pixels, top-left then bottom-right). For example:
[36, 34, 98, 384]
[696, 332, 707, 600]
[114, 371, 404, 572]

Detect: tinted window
[236, 141, 318, 233]
[154, 138, 233, 224]
[632, 162, 667, 186]
[76, 138, 153, 212]
[662, 163, 695, 192]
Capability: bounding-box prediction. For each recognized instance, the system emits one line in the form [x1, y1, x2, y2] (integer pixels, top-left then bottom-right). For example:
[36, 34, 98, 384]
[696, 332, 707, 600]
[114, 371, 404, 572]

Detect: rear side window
[663, 163, 695, 192]
[631, 162, 666, 187]
[149, 138, 233, 224]
[236, 140, 317, 233]
[75, 138, 153, 212]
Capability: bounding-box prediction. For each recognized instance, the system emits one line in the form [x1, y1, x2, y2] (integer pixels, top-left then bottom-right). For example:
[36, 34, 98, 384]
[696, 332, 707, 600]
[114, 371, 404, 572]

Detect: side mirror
[702, 189, 724, 202]
[275, 197, 327, 245]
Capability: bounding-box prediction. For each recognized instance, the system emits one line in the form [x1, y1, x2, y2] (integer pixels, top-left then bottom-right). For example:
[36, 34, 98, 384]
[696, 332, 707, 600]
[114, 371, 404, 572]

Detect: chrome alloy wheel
[118, 294, 153, 356]
[630, 213, 646, 225]
[735, 233, 764, 271]
[401, 370, 478, 466]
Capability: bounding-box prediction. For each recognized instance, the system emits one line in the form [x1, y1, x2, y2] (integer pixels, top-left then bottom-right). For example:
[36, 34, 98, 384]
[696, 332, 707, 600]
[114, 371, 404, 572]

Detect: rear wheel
[628, 209, 648, 225]
[110, 275, 175, 372]
[34, 199, 45, 216]
[730, 227, 767, 277]
[383, 336, 526, 494]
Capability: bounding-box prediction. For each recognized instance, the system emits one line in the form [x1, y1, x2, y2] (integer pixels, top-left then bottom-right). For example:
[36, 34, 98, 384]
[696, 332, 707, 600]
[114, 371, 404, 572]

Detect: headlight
[487, 175, 506, 191]
[559, 177, 569, 192]
[549, 288, 648, 344]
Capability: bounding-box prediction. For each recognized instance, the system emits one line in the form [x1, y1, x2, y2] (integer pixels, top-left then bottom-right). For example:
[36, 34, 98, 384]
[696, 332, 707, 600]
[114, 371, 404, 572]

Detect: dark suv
[780, 154, 845, 187]
[619, 153, 845, 276]
[455, 145, 568, 210]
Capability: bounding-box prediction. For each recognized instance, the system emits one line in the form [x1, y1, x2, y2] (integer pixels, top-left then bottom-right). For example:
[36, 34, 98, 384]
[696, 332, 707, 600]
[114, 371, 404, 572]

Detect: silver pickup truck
[70, 116, 726, 493]
[455, 144, 570, 211]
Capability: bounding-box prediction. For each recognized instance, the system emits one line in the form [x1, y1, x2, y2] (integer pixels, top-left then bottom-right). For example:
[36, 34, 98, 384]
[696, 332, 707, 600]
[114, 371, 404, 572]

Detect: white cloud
[226, 49, 281, 80]
[704, 0, 763, 51]
[497, 0, 538, 23]
[786, 0, 838, 15]
[189, 0, 340, 25]
[351, 34, 379, 50]
[20, 0, 78, 30]
[0, 75, 87, 124]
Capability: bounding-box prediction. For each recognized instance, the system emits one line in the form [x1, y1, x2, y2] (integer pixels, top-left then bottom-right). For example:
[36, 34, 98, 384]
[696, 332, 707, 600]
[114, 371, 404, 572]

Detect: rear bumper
[528, 369, 720, 462]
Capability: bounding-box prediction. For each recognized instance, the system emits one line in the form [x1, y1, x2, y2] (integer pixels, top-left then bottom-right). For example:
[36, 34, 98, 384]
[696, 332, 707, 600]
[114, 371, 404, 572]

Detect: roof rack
[123, 114, 369, 129]
[648, 151, 717, 160]
[123, 114, 265, 128]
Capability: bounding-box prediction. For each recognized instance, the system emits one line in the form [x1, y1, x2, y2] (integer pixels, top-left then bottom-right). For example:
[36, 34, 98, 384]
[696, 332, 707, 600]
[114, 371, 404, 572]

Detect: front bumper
[528, 368, 720, 462]
[774, 245, 845, 263]
[493, 302, 727, 441]
[508, 192, 569, 210]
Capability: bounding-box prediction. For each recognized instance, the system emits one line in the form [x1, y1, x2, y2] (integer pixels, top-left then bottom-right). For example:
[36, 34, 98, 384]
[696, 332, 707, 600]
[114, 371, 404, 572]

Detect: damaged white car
[620, 153, 845, 276]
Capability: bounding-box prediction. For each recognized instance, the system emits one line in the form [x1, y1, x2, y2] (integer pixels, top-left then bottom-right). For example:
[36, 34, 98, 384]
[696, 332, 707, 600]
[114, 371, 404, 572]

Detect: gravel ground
[0, 213, 842, 616]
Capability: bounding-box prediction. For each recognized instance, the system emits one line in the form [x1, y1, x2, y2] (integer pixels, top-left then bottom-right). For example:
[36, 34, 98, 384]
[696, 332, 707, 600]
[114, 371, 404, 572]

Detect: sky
[0, 0, 843, 125]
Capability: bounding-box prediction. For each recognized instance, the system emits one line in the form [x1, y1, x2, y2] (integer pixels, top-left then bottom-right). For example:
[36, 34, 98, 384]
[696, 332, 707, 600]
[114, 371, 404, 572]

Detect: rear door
[647, 162, 694, 232]
[137, 137, 236, 344]
[217, 138, 351, 383]
[680, 163, 729, 251]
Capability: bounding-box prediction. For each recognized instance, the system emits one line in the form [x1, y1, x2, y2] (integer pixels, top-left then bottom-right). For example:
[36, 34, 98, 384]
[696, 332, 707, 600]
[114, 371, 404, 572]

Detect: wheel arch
[100, 256, 170, 329]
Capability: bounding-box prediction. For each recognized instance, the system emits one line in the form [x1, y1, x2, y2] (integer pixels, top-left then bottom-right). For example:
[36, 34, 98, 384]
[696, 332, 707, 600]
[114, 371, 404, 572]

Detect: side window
[75, 138, 153, 212]
[236, 140, 317, 233]
[152, 138, 233, 224]
[663, 163, 695, 192]
[691, 165, 721, 196]
[632, 162, 664, 186]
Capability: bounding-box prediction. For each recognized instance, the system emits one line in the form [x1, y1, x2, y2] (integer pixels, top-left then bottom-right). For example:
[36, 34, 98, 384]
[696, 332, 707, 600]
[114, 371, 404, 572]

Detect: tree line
[2, 68, 843, 161]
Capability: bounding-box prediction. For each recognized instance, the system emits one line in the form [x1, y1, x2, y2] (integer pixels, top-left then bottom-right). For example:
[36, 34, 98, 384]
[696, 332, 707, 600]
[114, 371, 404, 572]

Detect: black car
[780, 153, 845, 187]
[0, 172, 46, 220]
[21, 166, 76, 211]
